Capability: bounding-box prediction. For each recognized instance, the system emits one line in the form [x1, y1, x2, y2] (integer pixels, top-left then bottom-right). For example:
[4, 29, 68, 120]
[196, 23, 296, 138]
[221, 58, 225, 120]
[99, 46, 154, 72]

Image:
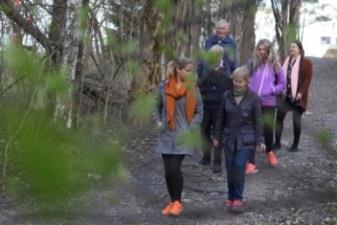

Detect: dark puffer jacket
[197, 62, 233, 110]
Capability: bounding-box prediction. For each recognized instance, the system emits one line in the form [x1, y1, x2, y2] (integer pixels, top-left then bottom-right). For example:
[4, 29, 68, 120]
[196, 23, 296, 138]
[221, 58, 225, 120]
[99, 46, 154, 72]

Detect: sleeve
[273, 67, 286, 95]
[152, 84, 163, 124]
[190, 87, 204, 128]
[204, 36, 213, 50]
[298, 59, 313, 95]
[213, 93, 227, 141]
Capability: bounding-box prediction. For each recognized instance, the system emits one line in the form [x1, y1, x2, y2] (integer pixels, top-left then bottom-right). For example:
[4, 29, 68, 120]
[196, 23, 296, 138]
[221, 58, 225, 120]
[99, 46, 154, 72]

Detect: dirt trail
[1, 58, 337, 225]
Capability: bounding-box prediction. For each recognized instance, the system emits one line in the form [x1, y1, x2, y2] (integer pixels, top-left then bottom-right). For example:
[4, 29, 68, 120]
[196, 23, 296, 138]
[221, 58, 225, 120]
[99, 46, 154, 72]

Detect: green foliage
[77, 4, 90, 41]
[0, 45, 122, 207]
[185, 72, 198, 90]
[4, 46, 42, 81]
[155, 0, 173, 23]
[195, 0, 205, 8]
[177, 127, 202, 150]
[129, 92, 156, 121]
[317, 129, 333, 147]
[161, 43, 178, 60]
[105, 28, 119, 51]
[286, 24, 298, 42]
[126, 60, 141, 78]
[262, 112, 274, 129]
[120, 39, 138, 56]
[197, 49, 222, 67]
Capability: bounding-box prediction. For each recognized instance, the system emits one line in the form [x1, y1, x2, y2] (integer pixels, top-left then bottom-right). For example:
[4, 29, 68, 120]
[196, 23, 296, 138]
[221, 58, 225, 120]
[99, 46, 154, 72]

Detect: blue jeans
[224, 148, 252, 201]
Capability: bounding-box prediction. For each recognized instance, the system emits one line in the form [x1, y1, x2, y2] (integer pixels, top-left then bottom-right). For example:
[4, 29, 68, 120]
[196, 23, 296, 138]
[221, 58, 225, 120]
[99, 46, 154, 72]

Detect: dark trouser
[201, 108, 222, 165]
[248, 106, 275, 164]
[275, 100, 304, 148]
[162, 154, 185, 202]
[224, 148, 251, 200]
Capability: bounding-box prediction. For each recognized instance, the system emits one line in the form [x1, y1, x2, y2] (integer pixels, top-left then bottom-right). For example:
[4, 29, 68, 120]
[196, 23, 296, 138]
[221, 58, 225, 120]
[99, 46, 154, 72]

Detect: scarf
[165, 74, 196, 130]
[282, 55, 301, 98]
[233, 90, 246, 97]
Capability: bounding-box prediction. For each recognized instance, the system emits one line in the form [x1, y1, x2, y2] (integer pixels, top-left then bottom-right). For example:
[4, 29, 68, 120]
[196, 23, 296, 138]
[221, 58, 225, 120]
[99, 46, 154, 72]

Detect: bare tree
[271, 0, 302, 60]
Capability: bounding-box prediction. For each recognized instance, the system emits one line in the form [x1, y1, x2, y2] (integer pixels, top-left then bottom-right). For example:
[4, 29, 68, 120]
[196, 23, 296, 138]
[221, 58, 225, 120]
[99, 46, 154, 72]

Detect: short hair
[209, 44, 224, 54]
[232, 66, 250, 82]
[215, 19, 230, 29]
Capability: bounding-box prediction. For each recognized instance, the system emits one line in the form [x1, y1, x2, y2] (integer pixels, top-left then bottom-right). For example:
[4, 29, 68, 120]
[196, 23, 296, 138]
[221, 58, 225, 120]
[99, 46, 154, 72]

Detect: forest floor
[1, 57, 337, 225]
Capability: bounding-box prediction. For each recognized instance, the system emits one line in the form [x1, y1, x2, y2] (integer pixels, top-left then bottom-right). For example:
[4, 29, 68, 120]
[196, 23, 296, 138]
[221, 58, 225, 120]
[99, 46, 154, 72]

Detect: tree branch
[0, 0, 52, 52]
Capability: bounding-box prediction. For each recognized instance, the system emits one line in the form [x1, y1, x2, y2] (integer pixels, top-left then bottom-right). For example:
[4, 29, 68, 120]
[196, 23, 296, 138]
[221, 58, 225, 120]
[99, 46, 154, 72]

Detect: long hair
[290, 40, 305, 57]
[252, 39, 281, 73]
[166, 57, 194, 78]
[289, 40, 305, 76]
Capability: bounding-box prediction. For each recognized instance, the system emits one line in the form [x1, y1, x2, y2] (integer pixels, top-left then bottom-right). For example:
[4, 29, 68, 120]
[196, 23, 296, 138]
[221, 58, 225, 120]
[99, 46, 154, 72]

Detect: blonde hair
[252, 39, 281, 73]
[233, 66, 250, 83]
[166, 57, 194, 77]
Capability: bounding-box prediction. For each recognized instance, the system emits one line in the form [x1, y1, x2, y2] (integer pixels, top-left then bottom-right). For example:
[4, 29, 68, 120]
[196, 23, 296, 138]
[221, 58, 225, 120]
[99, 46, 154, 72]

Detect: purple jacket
[249, 63, 285, 107]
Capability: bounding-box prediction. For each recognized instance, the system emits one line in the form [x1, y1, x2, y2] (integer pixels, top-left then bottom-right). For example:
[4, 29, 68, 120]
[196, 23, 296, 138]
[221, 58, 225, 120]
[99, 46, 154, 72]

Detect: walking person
[274, 40, 313, 152]
[198, 19, 238, 168]
[153, 57, 203, 216]
[203, 19, 238, 75]
[213, 66, 265, 212]
[246, 39, 285, 174]
[197, 45, 233, 173]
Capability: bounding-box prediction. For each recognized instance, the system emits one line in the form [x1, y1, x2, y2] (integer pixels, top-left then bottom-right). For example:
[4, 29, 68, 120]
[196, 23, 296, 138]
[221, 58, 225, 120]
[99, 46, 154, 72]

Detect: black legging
[275, 100, 304, 147]
[162, 154, 185, 202]
[248, 107, 275, 164]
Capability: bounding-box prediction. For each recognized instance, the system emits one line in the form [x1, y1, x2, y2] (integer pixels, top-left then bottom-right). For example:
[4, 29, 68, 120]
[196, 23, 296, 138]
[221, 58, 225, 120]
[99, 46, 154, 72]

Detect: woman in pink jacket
[246, 39, 285, 174]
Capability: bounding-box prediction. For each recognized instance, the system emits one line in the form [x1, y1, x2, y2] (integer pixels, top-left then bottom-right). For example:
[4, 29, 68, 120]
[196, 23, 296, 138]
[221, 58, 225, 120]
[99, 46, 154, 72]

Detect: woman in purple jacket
[246, 39, 285, 174]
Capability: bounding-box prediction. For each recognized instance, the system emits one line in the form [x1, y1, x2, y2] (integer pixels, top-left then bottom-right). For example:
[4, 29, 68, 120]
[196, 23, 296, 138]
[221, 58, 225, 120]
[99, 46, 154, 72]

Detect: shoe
[267, 151, 278, 167]
[212, 164, 222, 173]
[287, 145, 298, 152]
[199, 157, 210, 166]
[245, 163, 258, 174]
[161, 202, 173, 216]
[273, 142, 281, 150]
[224, 199, 232, 207]
[169, 201, 183, 216]
[231, 200, 244, 213]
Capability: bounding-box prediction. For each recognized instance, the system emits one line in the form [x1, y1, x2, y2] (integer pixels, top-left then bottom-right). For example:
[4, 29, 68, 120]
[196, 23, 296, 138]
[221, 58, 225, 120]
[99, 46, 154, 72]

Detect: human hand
[257, 143, 266, 152]
[213, 139, 219, 147]
[296, 93, 302, 101]
[157, 121, 163, 128]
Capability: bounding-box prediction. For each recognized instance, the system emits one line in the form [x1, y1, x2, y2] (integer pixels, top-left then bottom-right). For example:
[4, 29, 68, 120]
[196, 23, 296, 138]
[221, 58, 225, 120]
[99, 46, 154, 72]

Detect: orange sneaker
[161, 202, 173, 216]
[245, 163, 258, 174]
[169, 201, 183, 216]
[267, 151, 278, 167]
[231, 200, 244, 213]
[224, 199, 232, 207]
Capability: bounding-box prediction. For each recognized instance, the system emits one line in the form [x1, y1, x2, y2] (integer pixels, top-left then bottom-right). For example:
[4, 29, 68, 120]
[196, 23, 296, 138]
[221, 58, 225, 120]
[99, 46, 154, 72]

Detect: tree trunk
[70, 0, 89, 128]
[49, 0, 67, 66]
[271, 0, 302, 60]
[230, 0, 259, 64]
[130, 0, 163, 101]
[1, 0, 52, 52]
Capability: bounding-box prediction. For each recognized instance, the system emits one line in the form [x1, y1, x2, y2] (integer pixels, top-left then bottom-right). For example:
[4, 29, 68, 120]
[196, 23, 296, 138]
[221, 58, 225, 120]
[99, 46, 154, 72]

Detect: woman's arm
[190, 87, 204, 128]
[298, 59, 313, 96]
[273, 67, 286, 95]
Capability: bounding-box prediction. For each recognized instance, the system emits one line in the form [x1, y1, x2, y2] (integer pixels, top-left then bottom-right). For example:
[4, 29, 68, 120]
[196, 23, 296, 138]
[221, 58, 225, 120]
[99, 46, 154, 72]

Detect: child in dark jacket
[197, 45, 233, 173]
[213, 66, 265, 213]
